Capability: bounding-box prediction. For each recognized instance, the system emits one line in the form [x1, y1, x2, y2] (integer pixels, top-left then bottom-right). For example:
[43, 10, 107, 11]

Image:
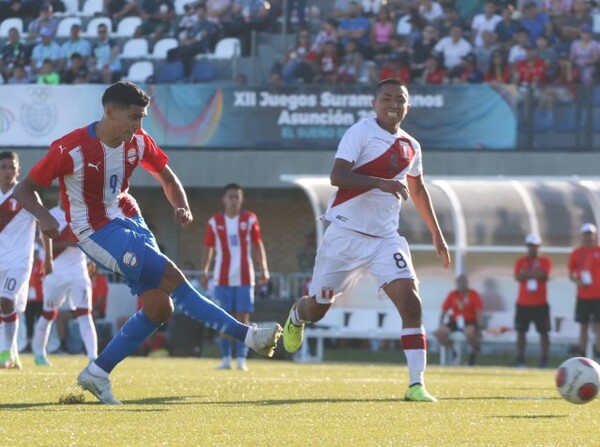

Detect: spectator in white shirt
[471, 1, 502, 47]
[433, 24, 472, 71]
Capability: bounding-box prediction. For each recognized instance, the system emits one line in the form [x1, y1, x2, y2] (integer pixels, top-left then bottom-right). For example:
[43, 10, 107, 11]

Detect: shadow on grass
[489, 415, 568, 419]
[0, 395, 204, 410]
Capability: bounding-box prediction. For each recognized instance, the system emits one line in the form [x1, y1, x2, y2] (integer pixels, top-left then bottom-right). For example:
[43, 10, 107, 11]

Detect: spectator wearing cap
[471, 1, 502, 48]
[30, 27, 61, 74]
[495, 5, 522, 51]
[513, 233, 552, 368]
[568, 223, 600, 361]
[27, 3, 60, 42]
[59, 24, 91, 72]
[569, 23, 599, 84]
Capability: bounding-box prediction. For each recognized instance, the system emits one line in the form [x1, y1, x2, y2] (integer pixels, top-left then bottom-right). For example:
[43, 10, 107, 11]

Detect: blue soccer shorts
[213, 285, 254, 313]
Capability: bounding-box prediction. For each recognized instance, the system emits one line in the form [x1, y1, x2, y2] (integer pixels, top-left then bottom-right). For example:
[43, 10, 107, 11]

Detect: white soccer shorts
[309, 224, 417, 304]
[0, 266, 31, 312]
[42, 272, 92, 311]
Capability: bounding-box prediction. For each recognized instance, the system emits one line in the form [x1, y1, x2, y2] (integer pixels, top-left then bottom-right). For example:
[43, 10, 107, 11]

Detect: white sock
[32, 316, 53, 357]
[401, 327, 427, 386]
[77, 314, 98, 360]
[88, 361, 109, 378]
[3, 313, 17, 355]
[291, 306, 310, 326]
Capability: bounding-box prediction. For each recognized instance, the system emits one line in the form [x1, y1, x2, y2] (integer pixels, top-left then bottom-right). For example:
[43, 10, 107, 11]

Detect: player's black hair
[223, 183, 243, 194]
[102, 81, 150, 108]
[374, 78, 406, 97]
[0, 151, 19, 163]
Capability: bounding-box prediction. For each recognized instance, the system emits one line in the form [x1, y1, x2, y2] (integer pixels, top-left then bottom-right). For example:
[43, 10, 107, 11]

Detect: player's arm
[42, 233, 54, 275]
[150, 165, 193, 227]
[200, 246, 214, 290]
[252, 240, 270, 284]
[13, 175, 59, 239]
[330, 158, 409, 200]
[407, 174, 450, 268]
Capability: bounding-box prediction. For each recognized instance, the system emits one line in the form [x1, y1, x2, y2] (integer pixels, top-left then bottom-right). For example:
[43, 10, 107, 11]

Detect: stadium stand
[124, 60, 154, 82]
[0, 17, 24, 38]
[121, 37, 150, 59]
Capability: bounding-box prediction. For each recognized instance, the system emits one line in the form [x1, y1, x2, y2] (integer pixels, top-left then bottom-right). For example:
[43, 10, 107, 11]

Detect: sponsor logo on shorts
[335, 215, 348, 222]
[122, 251, 138, 267]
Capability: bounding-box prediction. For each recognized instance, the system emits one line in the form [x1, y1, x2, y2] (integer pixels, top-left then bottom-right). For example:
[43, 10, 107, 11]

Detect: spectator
[228, 0, 269, 56]
[313, 40, 339, 84]
[88, 23, 122, 84]
[410, 24, 438, 78]
[337, 1, 370, 50]
[333, 0, 354, 19]
[27, 3, 59, 42]
[535, 34, 559, 80]
[176, 3, 199, 43]
[569, 24, 599, 84]
[104, 0, 139, 21]
[59, 23, 92, 72]
[508, 29, 531, 64]
[169, 4, 220, 76]
[279, 30, 314, 85]
[286, 0, 306, 30]
[474, 29, 499, 73]
[433, 24, 472, 75]
[207, 0, 233, 30]
[30, 28, 61, 74]
[37, 58, 60, 83]
[434, 5, 464, 39]
[543, 0, 576, 18]
[521, 1, 551, 45]
[419, 0, 444, 25]
[513, 233, 552, 368]
[568, 223, 600, 361]
[61, 52, 89, 84]
[435, 274, 483, 366]
[419, 54, 447, 84]
[513, 44, 548, 94]
[0, 27, 30, 82]
[362, 0, 382, 17]
[556, 0, 592, 45]
[135, 0, 176, 44]
[484, 49, 512, 83]
[379, 52, 411, 84]
[454, 52, 484, 83]
[336, 38, 371, 83]
[495, 4, 522, 51]
[471, 1, 502, 48]
[369, 7, 394, 58]
[308, 17, 338, 60]
[539, 49, 579, 106]
[7, 64, 31, 84]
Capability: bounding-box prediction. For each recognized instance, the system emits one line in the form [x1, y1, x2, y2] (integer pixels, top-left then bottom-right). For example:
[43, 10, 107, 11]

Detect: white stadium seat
[150, 37, 178, 59]
[56, 17, 83, 38]
[81, 0, 103, 17]
[209, 37, 241, 59]
[121, 38, 150, 59]
[115, 16, 142, 38]
[84, 17, 113, 38]
[125, 61, 154, 82]
[0, 17, 24, 38]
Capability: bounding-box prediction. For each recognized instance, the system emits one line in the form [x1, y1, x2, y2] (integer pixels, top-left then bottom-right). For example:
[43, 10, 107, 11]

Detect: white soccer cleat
[77, 367, 122, 405]
[245, 323, 283, 357]
[215, 359, 232, 370]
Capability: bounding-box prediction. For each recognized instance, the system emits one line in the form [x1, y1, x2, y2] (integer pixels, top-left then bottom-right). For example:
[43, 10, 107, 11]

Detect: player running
[282, 79, 451, 402]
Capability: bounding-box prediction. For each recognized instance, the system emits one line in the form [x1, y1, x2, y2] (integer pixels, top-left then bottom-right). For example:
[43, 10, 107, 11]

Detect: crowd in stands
[1, 0, 600, 88]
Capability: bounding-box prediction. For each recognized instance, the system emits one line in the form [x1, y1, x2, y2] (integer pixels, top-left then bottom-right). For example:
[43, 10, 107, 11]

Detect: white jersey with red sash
[49, 206, 88, 274]
[322, 117, 423, 238]
[0, 183, 37, 269]
[204, 211, 262, 286]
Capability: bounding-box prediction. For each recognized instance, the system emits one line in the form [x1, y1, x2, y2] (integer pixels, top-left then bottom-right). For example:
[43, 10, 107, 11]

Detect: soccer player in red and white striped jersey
[201, 184, 270, 371]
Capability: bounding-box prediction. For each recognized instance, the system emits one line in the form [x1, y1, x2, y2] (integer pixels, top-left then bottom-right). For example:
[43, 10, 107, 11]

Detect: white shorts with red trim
[309, 224, 417, 304]
[42, 270, 92, 311]
[0, 266, 31, 312]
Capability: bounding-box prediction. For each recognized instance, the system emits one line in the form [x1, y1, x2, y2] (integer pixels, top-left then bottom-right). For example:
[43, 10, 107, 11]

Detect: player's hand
[200, 271, 209, 290]
[39, 214, 60, 239]
[378, 179, 410, 201]
[174, 207, 193, 227]
[259, 270, 270, 285]
[433, 233, 451, 268]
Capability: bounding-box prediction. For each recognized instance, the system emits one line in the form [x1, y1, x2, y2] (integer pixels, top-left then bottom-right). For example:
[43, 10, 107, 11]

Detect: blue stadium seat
[553, 104, 577, 132]
[156, 61, 186, 83]
[533, 108, 552, 132]
[190, 60, 216, 82]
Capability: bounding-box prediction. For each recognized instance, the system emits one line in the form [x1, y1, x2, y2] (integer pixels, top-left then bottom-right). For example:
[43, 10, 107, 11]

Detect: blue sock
[236, 339, 249, 360]
[95, 310, 160, 373]
[218, 338, 232, 358]
[171, 281, 249, 342]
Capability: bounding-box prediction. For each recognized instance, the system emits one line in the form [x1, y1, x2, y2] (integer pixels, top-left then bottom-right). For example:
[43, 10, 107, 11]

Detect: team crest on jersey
[398, 141, 411, 158]
[127, 148, 137, 165]
[122, 251, 138, 267]
[240, 221, 248, 231]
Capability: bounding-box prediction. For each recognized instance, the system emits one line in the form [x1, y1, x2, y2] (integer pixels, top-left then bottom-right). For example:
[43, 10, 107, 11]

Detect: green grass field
[1, 354, 599, 447]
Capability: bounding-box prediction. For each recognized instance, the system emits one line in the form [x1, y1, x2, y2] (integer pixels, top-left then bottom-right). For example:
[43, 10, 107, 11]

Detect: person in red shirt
[513, 233, 552, 368]
[567, 223, 600, 361]
[435, 274, 483, 365]
[513, 45, 547, 93]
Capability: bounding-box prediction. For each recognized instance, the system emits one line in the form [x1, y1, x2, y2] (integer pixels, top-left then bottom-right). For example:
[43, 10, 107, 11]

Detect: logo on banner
[0, 107, 15, 135]
[20, 87, 57, 136]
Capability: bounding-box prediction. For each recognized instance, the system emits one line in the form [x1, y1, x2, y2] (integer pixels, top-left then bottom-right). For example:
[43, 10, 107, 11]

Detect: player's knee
[0, 298, 14, 314]
[143, 297, 173, 323]
[159, 260, 186, 293]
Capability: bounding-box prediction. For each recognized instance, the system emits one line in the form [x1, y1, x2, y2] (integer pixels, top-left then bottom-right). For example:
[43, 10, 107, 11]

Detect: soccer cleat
[77, 367, 122, 405]
[282, 306, 304, 353]
[237, 360, 249, 371]
[215, 360, 232, 370]
[246, 323, 283, 357]
[404, 384, 438, 402]
[35, 355, 52, 366]
[9, 355, 22, 370]
[0, 351, 10, 368]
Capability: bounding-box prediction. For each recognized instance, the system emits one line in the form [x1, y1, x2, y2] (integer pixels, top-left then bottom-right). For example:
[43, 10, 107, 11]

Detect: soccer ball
[555, 357, 600, 404]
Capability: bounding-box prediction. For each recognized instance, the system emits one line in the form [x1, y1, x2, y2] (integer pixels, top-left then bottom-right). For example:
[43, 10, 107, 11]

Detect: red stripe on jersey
[215, 214, 230, 286]
[119, 141, 142, 218]
[239, 212, 250, 285]
[81, 143, 109, 231]
[331, 137, 416, 208]
[401, 333, 427, 350]
[0, 194, 22, 233]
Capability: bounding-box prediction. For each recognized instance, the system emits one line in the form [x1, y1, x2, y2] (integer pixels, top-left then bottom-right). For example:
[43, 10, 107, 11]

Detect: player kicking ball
[14, 81, 282, 404]
[282, 79, 451, 402]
